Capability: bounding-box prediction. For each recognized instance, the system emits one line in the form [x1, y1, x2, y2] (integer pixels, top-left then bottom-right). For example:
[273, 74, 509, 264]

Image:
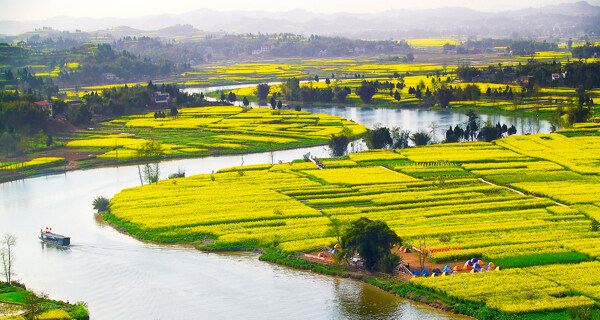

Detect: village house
[34, 100, 53, 117]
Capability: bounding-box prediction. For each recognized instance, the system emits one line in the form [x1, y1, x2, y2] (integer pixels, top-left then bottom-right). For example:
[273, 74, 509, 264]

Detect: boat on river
[39, 228, 70, 246]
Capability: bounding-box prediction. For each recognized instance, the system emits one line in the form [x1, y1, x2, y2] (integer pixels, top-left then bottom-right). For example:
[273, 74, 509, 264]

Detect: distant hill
[1, 1, 599, 38]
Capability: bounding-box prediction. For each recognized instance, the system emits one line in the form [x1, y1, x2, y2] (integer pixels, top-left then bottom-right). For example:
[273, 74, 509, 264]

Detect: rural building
[153, 91, 170, 105]
[34, 100, 53, 117]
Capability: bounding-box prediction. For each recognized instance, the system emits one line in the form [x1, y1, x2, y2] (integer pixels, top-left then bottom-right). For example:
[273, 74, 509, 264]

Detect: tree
[355, 82, 377, 103]
[334, 87, 350, 103]
[394, 90, 401, 101]
[1, 233, 16, 284]
[220, 92, 226, 101]
[327, 218, 344, 244]
[415, 89, 422, 99]
[341, 217, 401, 272]
[477, 121, 503, 142]
[136, 141, 164, 185]
[256, 84, 270, 100]
[92, 196, 110, 212]
[277, 100, 282, 109]
[365, 127, 392, 149]
[243, 96, 250, 107]
[169, 106, 178, 117]
[410, 131, 432, 146]
[270, 97, 277, 109]
[227, 91, 237, 103]
[391, 127, 410, 149]
[406, 53, 414, 62]
[435, 86, 453, 107]
[325, 78, 331, 85]
[314, 75, 319, 82]
[329, 134, 349, 157]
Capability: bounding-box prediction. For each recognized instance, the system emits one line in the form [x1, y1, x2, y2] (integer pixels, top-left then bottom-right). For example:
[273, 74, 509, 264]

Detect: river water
[1, 90, 552, 319]
[184, 87, 552, 136]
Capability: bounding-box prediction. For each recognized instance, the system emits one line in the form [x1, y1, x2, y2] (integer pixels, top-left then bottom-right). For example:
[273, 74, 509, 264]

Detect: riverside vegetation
[103, 122, 600, 318]
[0, 281, 89, 320]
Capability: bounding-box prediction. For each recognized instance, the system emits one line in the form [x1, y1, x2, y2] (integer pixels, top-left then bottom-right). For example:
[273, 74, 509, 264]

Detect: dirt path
[478, 178, 568, 207]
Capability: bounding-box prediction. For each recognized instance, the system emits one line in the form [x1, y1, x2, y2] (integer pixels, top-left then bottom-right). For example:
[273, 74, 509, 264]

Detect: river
[1, 93, 553, 319]
[184, 86, 552, 136]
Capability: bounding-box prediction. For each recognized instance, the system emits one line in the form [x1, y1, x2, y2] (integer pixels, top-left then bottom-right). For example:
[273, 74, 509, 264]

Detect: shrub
[92, 196, 110, 213]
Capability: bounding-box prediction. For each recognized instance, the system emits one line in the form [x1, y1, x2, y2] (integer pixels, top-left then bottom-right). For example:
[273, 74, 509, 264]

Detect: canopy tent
[420, 269, 430, 276]
[464, 264, 473, 270]
[412, 270, 420, 276]
[487, 262, 495, 268]
[453, 266, 462, 271]
[432, 268, 442, 274]
[442, 265, 452, 272]
[495, 266, 503, 271]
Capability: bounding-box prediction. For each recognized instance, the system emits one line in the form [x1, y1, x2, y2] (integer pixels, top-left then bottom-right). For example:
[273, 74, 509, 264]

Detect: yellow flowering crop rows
[109, 132, 600, 315]
[411, 268, 595, 313]
[67, 106, 366, 160]
[302, 167, 418, 185]
[0, 157, 65, 170]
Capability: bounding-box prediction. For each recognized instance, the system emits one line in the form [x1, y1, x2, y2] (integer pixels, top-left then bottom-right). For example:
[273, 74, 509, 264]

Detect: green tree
[92, 196, 110, 213]
[394, 90, 401, 101]
[435, 86, 453, 108]
[243, 96, 250, 106]
[329, 134, 349, 157]
[256, 84, 270, 100]
[365, 127, 393, 149]
[136, 141, 164, 185]
[270, 97, 277, 109]
[334, 87, 350, 103]
[355, 82, 377, 103]
[228, 92, 237, 103]
[391, 127, 410, 149]
[341, 217, 400, 272]
[410, 131, 432, 146]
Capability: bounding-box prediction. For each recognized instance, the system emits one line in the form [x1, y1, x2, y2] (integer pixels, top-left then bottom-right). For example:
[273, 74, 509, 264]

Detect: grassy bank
[0, 282, 88, 320]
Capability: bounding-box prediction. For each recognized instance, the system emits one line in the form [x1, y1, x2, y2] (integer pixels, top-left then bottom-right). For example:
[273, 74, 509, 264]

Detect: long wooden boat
[40, 230, 70, 246]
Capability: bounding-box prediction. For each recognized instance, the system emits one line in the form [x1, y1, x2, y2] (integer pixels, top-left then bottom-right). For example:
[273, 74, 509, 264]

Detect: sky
[1, 0, 599, 21]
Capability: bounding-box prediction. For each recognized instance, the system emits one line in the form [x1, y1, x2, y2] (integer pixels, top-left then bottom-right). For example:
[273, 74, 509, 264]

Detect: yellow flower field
[108, 131, 600, 314]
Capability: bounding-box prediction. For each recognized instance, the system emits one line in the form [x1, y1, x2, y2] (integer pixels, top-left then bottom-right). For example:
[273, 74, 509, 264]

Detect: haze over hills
[1, 1, 599, 38]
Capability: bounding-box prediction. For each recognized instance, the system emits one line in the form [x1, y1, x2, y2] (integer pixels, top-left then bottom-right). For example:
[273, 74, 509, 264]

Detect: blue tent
[442, 265, 452, 272]
[471, 258, 479, 264]
[420, 269, 430, 276]
[464, 260, 473, 266]
[412, 270, 420, 276]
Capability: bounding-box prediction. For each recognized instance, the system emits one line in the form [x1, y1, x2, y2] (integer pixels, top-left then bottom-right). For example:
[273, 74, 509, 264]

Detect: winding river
[1, 89, 553, 319]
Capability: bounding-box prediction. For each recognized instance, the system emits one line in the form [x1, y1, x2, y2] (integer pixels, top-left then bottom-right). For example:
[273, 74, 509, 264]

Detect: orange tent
[453, 266, 462, 271]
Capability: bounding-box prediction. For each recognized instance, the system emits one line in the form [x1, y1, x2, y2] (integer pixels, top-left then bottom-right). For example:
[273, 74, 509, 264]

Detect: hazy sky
[1, 0, 599, 20]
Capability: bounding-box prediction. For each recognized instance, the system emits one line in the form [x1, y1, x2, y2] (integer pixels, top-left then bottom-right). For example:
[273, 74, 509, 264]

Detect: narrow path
[478, 178, 568, 207]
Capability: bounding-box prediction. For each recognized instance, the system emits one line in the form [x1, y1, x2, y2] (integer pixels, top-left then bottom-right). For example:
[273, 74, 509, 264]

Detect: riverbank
[0, 282, 88, 320]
